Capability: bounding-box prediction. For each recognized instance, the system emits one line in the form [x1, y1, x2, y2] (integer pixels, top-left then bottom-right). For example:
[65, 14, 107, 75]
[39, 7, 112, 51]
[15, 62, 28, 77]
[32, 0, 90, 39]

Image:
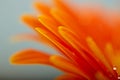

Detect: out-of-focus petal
[55, 74, 85, 80]
[10, 49, 50, 64]
[11, 33, 41, 42]
[21, 15, 45, 29]
[53, 0, 77, 20]
[95, 71, 109, 80]
[51, 9, 80, 33]
[34, 2, 51, 16]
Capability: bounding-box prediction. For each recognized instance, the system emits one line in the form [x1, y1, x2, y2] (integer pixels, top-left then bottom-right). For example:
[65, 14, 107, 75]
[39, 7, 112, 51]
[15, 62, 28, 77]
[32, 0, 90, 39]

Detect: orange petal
[55, 74, 85, 80]
[38, 15, 60, 36]
[111, 26, 120, 50]
[51, 9, 80, 33]
[50, 55, 89, 79]
[10, 49, 50, 65]
[11, 33, 41, 42]
[53, 0, 70, 12]
[58, 26, 100, 70]
[77, 9, 111, 50]
[58, 26, 90, 59]
[35, 28, 95, 79]
[35, 27, 72, 58]
[21, 14, 44, 29]
[11, 32, 57, 49]
[95, 71, 109, 80]
[34, 2, 51, 16]
[53, 0, 77, 19]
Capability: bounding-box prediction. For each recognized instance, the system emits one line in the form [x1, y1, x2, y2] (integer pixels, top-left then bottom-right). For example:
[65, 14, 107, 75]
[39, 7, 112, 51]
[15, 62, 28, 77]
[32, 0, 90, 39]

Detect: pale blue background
[0, 0, 119, 79]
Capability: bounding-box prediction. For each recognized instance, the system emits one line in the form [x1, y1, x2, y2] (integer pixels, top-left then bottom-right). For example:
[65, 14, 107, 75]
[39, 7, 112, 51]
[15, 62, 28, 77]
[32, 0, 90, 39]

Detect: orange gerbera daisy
[10, 0, 120, 80]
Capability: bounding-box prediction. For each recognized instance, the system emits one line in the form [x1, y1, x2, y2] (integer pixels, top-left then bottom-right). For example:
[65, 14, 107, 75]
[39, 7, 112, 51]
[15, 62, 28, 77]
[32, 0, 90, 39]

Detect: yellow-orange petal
[58, 26, 100, 71]
[95, 71, 109, 80]
[111, 54, 120, 75]
[55, 74, 84, 80]
[49, 55, 89, 79]
[38, 15, 60, 36]
[58, 26, 89, 60]
[86, 37, 112, 71]
[10, 49, 50, 64]
[35, 27, 72, 58]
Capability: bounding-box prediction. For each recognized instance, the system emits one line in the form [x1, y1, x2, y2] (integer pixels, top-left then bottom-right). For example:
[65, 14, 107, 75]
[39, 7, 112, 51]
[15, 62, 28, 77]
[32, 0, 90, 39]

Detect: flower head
[10, 0, 120, 80]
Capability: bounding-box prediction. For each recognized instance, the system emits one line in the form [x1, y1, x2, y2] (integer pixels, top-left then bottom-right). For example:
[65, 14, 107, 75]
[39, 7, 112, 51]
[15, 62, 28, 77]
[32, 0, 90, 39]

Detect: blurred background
[0, 0, 120, 79]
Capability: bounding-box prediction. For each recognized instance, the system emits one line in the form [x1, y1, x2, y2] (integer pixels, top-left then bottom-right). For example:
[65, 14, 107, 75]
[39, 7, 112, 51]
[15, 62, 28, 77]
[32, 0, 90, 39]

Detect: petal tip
[9, 55, 18, 64]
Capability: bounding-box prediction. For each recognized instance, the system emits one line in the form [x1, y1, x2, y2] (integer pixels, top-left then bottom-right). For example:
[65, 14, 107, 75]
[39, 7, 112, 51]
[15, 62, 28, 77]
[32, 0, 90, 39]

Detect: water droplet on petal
[118, 76, 120, 80]
[113, 66, 117, 71]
